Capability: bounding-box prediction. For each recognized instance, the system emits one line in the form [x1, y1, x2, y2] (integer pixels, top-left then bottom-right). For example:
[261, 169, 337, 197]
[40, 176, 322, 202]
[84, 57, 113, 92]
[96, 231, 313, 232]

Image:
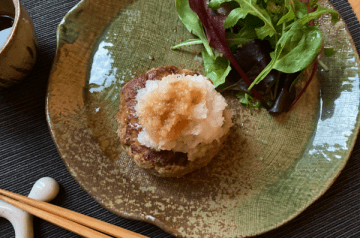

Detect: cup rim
[0, 0, 20, 53]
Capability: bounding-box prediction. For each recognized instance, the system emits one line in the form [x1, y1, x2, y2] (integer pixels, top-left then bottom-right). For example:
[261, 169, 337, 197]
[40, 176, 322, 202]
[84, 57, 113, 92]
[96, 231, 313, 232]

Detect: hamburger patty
[116, 66, 231, 177]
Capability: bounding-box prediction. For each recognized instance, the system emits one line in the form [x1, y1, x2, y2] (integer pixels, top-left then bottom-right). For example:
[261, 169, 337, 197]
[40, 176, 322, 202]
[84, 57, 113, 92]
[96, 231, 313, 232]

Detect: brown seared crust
[116, 66, 230, 177]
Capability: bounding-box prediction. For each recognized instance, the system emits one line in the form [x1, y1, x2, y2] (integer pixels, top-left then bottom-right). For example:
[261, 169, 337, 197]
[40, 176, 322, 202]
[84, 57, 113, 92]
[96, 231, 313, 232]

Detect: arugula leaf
[225, 25, 257, 47]
[237, 92, 253, 105]
[171, 39, 203, 49]
[236, 92, 271, 115]
[209, 0, 277, 39]
[202, 48, 232, 87]
[174, 0, 340, 114]
[277, 0, 296, 25]
[248, 5, 340, 89]
[298, 5, 340, 25]
[277, 10, 295, 25]
[175, 0, 215, 58]
[208, 0, 232, 9]
[273, 26, 323, 73]
[217, 39, 280, 94]
[224, 7, 249, 28]
[293, 0, 308, 19]
[249, 23, 316, 89]
[266, 1, 281, 14]
[222, 0, 277, 39]
[190, 0, 270, 109]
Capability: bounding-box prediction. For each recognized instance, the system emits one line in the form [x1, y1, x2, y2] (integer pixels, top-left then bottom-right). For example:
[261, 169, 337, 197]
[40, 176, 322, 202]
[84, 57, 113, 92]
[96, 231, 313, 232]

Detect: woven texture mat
[0, 0, 359, 237]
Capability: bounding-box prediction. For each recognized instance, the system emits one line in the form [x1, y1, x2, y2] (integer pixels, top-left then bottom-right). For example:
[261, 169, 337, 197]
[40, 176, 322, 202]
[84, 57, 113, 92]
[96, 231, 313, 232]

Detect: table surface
[0, 0, 360, 238]
[349, 0, 360, 21]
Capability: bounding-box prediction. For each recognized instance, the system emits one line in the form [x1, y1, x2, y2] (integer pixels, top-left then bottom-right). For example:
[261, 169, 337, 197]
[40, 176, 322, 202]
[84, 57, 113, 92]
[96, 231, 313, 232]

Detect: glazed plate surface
[46, 0, 360, 237]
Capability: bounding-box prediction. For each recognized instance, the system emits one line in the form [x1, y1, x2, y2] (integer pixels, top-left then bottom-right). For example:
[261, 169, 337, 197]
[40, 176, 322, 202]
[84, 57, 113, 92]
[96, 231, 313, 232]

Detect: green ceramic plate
[46, 0, 360, 237]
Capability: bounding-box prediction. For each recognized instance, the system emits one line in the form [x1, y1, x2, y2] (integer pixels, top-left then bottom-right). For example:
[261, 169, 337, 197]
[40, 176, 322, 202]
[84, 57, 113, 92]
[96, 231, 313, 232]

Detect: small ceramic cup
[0, 0, 37, 88]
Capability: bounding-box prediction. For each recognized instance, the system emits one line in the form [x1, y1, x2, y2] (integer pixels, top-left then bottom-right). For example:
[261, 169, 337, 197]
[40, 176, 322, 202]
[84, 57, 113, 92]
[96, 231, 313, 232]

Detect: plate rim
[45, 0, 360, 237]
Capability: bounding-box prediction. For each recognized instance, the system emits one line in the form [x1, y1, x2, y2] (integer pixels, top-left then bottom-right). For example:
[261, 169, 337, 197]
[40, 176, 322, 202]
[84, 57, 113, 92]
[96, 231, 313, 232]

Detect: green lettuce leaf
[209, 0, 277, 39]
[175, 0, 215, 58]
[273, 26, 323, 73]
[202, 48, 232, 87]
[225, 25, 257, 47]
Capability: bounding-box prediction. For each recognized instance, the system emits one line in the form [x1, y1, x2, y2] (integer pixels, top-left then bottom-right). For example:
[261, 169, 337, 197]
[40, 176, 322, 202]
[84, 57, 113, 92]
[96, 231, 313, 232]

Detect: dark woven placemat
[0, 0, 359, 237]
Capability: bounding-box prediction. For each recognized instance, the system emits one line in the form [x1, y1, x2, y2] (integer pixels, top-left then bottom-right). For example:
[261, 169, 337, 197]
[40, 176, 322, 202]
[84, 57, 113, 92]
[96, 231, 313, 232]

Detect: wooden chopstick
[0, 194, 111, 238]
[0, 189, 149, 238]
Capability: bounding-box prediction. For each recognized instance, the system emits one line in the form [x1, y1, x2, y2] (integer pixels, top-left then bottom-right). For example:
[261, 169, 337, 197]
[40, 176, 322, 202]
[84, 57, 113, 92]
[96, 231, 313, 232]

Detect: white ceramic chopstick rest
[0, 177, 60, 238]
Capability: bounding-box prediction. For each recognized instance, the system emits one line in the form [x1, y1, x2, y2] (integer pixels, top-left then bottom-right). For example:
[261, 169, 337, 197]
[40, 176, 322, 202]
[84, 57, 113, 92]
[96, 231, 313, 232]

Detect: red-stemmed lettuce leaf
[189, 0, 270, 109]
[288, 60, 318, 111]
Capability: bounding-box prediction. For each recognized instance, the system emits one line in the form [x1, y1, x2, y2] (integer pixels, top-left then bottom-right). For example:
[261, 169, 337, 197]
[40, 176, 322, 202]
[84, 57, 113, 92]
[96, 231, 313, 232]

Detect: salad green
[173, 0, 340, 114]
[174, 0, 215, 58]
